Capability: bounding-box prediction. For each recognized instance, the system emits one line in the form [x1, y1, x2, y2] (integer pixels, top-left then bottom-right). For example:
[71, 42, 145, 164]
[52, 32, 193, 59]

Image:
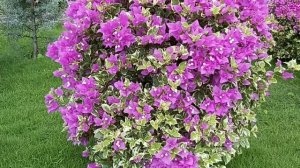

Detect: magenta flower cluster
[270, 0, 300, 30]
[45, 0, 298, 167]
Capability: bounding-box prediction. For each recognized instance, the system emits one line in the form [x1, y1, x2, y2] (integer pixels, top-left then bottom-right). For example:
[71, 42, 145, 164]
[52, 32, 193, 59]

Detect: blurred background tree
[0, 0, 67, 59]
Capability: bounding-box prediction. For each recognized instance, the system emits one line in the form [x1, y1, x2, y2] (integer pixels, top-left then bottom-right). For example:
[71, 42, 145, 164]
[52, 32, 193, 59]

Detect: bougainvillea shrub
[269, 0, 300, 60]
[45, 0, 299, 167]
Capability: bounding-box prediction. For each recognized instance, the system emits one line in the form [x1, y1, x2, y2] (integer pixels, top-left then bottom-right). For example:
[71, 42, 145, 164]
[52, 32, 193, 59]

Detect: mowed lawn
[0, 55, 88, 167]
[0, 37, 299, 168]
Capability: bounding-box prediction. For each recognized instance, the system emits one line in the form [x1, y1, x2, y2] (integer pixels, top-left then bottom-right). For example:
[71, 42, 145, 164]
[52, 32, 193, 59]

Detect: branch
[100, 75, 117, 93]
[24, 24, 33, 31]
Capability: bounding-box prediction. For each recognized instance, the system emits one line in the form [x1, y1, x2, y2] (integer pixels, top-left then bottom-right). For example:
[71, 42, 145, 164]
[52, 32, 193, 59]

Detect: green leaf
[251, 125, 258, 138]
[223, 153, 232, 164]
[285, 59, 300, 71]
[240, 138, 250, 148]
[190, 130, 201, 142]
[179, 45, 189, 55]
[142, 7, 151, 17]
[160, 102, 171, 111]
[242, 26, 252, 35]
[98, 159, 113, 168]
[205, 115, 217, 126]
[105, 60, 114, 69]
[124, 78, 130, 87]
[94, 129, 103, 139]
[211, 5, 221, 15]
[193, 90, 205, 104]
[165, 115, 177, 126]
[216, 132, 226, 144]
[101, 104, 111, 113]
[230, 57, 238, 69]
[168, 79, 181, 90]
[150, 120, 159, 130]
[86, 2, 92, 9]
[184, 123, 191, 132]
[136, 118, 147, 126]
[257, 61, 265, 69]
[148, 143, 162, 155]
[192, 35, 202, 42]
[270, 77, 277, 84]
[94, 139, 113, 152]
[128, 139, 143, 149]
[121, 118, 132, 132]
[209, 153, 222, 163]
[182, 22, 190, 29]
[194, 144, 207, 153]
[240, 128, 251, 137]
[143, 133, 153, 142]
[228, 133, 239, 142]
[147, 26, 159, 35]
[171, 0, 180, 5]
[165, 128, 182, 138]
[128, 139, 137, 149]
[152, 0, 159, 5]
[264, 55, 272, 65]
[162, 50, 171, 62]
[176, 62, 187, 74]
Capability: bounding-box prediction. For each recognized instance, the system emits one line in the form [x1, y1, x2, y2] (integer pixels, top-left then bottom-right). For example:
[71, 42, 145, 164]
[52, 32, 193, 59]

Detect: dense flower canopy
[270, 0, 300, 30]
[46, 0, 299, 167]
[269, 0, 300, 60]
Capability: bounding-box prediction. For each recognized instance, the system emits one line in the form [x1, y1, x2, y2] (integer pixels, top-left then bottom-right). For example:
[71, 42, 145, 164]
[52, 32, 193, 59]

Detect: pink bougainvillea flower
[250, 93, 259, 101]
[87, 163, 100, 168]
[154, 150, 172, 165]
[282, 71, 294, 80]
[113, 139, 126, 151]
[163, 138, 178, 151]
[82, 150, 89, 158]
[45, 94, 59, 113]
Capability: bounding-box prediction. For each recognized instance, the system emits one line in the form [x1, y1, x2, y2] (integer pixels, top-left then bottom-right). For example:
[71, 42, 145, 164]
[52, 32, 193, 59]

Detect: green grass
[228, 74, 300, 168]
[0, 33, 299, 168]
[0, 32, 88, 168]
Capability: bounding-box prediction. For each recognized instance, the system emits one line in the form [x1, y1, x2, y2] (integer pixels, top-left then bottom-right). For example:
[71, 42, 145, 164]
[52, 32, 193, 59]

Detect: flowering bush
[45, 0, 299, 167]
[269, 0, 300, 60]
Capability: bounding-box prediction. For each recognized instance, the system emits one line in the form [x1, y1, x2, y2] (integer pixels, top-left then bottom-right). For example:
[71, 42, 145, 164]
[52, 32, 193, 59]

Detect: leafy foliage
[45, 0, 299, 168]
[269, 0, 300, 60]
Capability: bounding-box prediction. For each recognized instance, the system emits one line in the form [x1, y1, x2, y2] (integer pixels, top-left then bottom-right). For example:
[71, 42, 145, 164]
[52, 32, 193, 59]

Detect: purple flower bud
[113, 139, 126, 151]
[282, 71, 294, 80]
[87, 163, 100, 168]
[82, 150, 89, 158]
